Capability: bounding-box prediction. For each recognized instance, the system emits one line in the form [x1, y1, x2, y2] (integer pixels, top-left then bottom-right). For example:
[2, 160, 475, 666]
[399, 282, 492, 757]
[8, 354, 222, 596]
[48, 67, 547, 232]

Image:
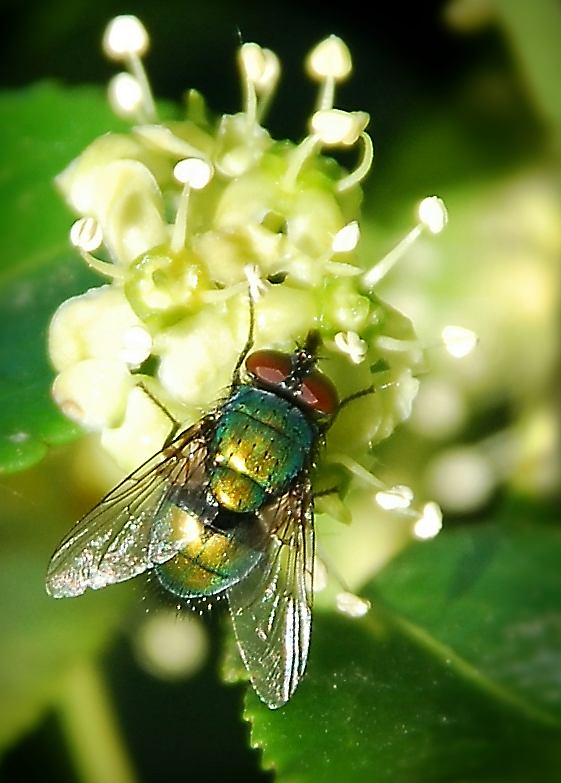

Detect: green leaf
[241, 502, 561, 782]
[0, 83, 129, 473]
[0, 447, 131, 755]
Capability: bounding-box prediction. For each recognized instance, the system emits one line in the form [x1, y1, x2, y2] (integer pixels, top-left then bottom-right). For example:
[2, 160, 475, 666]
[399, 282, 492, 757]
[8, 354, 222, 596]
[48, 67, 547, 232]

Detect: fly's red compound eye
[246, 350, 292, 387]
[299, 371, 339, 415]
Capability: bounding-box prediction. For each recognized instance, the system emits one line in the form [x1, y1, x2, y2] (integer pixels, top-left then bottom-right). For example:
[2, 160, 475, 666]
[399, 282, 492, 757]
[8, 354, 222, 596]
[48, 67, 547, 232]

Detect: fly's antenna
[302, 330, 321, 357]
[283, 329, 322, 391]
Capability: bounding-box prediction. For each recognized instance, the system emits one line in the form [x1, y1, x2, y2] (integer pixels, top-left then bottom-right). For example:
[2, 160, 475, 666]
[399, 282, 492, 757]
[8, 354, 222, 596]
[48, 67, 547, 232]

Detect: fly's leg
[136, 382, 182, 443]
[326, 376, 400, 431]
[231, 288, 256, 383]
[324, 385, 375, 430]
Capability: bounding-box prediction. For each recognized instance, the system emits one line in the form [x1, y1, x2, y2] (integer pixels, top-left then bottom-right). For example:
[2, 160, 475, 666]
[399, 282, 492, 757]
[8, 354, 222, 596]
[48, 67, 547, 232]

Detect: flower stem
[57, 661, 138, 783]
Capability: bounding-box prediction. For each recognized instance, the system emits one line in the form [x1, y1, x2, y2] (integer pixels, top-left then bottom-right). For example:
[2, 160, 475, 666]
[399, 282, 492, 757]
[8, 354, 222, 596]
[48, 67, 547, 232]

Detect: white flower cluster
[49, 18, 443, 532]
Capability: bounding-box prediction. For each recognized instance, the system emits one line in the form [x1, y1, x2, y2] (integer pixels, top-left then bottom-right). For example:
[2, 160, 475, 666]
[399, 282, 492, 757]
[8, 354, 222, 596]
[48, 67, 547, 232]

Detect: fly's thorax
[209, 385, 316, 513]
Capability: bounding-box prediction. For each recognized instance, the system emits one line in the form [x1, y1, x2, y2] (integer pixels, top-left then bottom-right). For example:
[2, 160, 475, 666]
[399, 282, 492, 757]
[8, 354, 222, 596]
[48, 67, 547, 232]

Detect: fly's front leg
[136, 381, 182, 444]
[231, 287, 256, 384]
[326, 385, 375, 430]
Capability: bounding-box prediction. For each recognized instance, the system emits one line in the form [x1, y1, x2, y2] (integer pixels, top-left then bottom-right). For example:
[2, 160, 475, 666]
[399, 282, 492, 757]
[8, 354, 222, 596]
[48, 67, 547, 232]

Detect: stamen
[321, 222, 362, 276]
[336, 132, 374, 193]
[327, 453, 386, 489]
[412, 501, 443, 540]
[362, 194, 448, 290]
[332, 221, 360, 253]
[335, 591, 371, 618]
[310, 109, 369, 145]
[334, 331, 367, 364]
[284, 134, 322, 188]
[255, 49, 280, 121]
[418, 196, 448, 234]
[306, 35, 352, 112]
[171, 158, 213, 253]
[69, 218, 123, 279]
[102, 15, 156, 122]
[69, 217, 103, 253]
[238, 43, 260, 128]
[102, 15, 149, 58]
[108, 73, 144, 117]
[375, 484, 414, 511]
[174, 158, 213, 190]
[285, 111, 369, 189]
[441, 325, 478, 358]
[238, 44, 280, 125]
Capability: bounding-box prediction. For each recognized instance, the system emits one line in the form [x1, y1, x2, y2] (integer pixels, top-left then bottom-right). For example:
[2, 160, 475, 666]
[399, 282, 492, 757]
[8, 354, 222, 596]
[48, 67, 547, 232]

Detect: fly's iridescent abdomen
[154, 384, 316, 598]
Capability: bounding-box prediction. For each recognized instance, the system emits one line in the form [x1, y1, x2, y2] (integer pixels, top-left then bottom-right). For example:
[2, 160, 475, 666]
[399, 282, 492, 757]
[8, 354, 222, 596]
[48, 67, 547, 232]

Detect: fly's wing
[227, 476, 314, 709]
[46, 419, 212, 598]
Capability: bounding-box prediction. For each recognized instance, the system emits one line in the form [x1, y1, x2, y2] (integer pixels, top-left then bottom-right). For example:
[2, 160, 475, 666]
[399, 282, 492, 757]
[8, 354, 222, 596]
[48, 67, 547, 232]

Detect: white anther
[255, 48, 280, 93]
[173, 158, 213, 190]
[171, 160, 213, 253]
[336, 591, 371, 618]
[441, 325, 478, 358]
[306, 36, 352, 80]
[413, 501, 443, 540]
[334, 331, 367, 364]
[375, 485, 414, 511]
[418, 196, 448, 234]
[108, 72, 143, 116]
[310, 109, 369, 146]
[70, 217, 103, 253]
[239, 43, 268, 85]
[332, 221, 360, 253]
[103, 15, 149, 60]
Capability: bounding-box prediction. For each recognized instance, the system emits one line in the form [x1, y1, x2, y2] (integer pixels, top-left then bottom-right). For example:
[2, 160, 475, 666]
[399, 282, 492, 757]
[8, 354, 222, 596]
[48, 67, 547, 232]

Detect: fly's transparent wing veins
[46, 420, 212, 598]
[227, 477, 314, 709]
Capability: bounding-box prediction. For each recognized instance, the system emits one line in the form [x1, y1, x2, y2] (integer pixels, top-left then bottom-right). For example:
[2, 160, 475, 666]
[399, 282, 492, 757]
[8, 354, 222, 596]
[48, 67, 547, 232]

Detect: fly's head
[245, 331, 339, 423]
